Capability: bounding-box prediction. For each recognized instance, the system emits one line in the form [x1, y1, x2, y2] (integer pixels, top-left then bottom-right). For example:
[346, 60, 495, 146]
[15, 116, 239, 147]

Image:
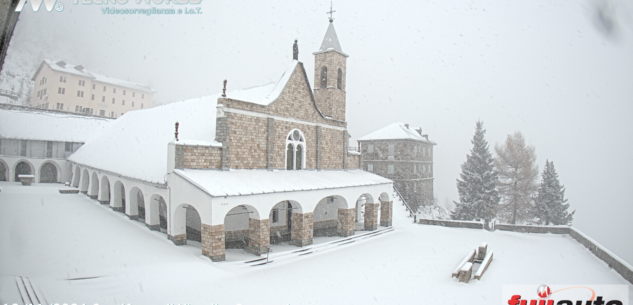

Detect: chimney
[415, 127, 422, 135]
[422, 134, 429, 140]
[404, 123, 409, 129]
[74, 65, 84, 71]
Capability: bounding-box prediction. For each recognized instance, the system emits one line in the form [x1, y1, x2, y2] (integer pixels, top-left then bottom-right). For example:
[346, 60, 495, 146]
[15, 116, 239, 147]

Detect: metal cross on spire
[327, 1, 336, 23]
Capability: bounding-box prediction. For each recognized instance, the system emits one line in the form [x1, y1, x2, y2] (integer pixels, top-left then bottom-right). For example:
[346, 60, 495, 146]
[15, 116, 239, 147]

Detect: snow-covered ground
[1, 182, 631, 304]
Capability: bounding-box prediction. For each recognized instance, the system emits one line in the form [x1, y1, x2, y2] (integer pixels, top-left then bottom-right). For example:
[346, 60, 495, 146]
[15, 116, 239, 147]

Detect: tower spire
[327, 1, 336, 23]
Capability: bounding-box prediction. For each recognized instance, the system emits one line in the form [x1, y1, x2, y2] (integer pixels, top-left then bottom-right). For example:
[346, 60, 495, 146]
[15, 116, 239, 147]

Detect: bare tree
[494, 131, 539, 224]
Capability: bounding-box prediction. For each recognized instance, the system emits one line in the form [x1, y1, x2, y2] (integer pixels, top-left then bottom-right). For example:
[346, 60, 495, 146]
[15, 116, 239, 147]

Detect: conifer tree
[452, 121, 500, 221]
[494, 131, 539, 224]
[534, 160, 575, 225]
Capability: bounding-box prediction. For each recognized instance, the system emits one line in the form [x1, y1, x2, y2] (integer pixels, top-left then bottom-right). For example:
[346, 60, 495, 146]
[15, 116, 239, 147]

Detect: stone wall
[337, 208, 355, 237]
[380, 200, 393, 227]
[495, 224, 571, 234]
[346, 152, 360, 169]
[569, 227, 633, 284]
[175, 144, 222, 169]
[219, 62, 346, 128]
[227, 113, 268, 169]
[291, 212, 313, 246]
[364, 203, 378, 231]
[202, 224, 225, 262]
[313, 51, 347, 121]
[360, 139, 434, 211]
[418, 219, 484, 229]
[225, 229, 249, 249]
[313, 219, 338, 237]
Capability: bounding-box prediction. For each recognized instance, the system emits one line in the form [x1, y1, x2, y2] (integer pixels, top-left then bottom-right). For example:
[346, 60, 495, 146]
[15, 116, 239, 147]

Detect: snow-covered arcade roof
[174, 169, 392, 197]
[0, 107, 114, 143]
[358, 122, 436, 144]
[68, 95, 220, 184]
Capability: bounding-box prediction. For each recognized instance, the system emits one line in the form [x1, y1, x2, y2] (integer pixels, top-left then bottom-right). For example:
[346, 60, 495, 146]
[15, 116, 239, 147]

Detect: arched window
[286, 129, 306, 170]
[320, 66, 327, 88]
[337, 68, 342, 90]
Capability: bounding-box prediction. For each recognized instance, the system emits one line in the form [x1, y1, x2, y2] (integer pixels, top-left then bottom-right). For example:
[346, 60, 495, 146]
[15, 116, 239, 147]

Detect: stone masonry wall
[364, 203, 378, 231]
[201, 223, 226, 262]
[248, 218, 270, 255]
[313, 219, 338, 237]
[291, 212, 313, 247]
[347, 153, 360, 169]
[380, 200, 393, 227]
[227, 113, 268, 169]
[176, 144, 222, 169]
[219, 62, 346, 128]
[361, 139, 434, 211]
[313, 51, 347, 121]
[337, 208, 355, 237]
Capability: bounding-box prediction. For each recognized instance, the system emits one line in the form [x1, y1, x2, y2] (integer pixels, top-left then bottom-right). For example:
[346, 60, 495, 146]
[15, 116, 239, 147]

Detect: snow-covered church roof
[33, 60, 156, 93]
[223, 60, 298, 106]
[68, 95, 220, 184]
[312, 22, 348, 57]
[0, 107, 114, 143]
[358, 122, 436, 144]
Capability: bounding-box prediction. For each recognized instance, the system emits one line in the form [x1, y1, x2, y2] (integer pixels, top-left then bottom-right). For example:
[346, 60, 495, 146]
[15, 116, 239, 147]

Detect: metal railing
[248, 238, 273, 263]
[393, 185, 418, 223]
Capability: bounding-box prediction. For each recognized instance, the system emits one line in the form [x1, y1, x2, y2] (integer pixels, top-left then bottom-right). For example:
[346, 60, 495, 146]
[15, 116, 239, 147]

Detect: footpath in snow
[0, 182, 631, 304]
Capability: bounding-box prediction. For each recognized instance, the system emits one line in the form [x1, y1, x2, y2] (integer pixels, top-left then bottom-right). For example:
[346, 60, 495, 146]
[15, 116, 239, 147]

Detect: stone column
[338, 208, 355, 237]
[168, 233, 186, 245]
[291, 212, 313, 247]
[247, 218, 270, 255]
[380, 200, 393, 227]
[202, 224, 225, 262]
[364, 203, 378, 231]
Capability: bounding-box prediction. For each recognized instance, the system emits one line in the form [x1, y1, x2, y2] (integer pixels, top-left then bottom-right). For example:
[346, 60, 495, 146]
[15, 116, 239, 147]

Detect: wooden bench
[452, 249, 475, 278]
[473, 250, 493, 280]
[459, 262, 473, 283]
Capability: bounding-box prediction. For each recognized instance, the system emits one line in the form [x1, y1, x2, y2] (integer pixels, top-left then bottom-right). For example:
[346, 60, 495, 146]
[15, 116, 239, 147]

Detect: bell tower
[313, 13, 348, 122]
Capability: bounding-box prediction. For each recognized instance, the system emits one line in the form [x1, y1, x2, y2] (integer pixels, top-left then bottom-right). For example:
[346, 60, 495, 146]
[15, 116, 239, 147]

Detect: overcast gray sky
[5, 0, 633, 264]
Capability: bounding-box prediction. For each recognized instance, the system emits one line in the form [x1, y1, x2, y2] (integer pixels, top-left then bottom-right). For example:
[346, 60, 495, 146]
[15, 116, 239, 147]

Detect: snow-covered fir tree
[534, 160, 575, 225]
[452, 121, 500, 221]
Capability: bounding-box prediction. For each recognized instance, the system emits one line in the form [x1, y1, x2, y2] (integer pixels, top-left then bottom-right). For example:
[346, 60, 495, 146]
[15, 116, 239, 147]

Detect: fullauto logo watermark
[503, 285, 629, 305]
[16, 0, 202, 15]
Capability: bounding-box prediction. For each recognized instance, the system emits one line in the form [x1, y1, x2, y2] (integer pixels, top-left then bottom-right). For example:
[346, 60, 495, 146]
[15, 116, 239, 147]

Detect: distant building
[0, 104, 114, 183]
[31, 60, 155, 117]
[358, 122, 436, 211]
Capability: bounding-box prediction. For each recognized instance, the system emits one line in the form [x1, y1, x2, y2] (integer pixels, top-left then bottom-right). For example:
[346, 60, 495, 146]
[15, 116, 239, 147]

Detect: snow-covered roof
[0, 108, 114, 143]
[33, 60, 155, 93]
[224, 60, 298, 106]
[358, 122, 436, 144]
[69, 95, 220, 184]
[174, 169, 392, 197]
[312, 22, 348, 57]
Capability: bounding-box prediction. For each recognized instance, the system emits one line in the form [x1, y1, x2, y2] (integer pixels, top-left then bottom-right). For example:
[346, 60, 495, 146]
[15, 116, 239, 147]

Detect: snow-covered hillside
[0, 182, 631, 304]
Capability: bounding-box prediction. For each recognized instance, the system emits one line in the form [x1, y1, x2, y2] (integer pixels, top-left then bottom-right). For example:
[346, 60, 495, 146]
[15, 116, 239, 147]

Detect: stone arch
[355, 193, 380, 231]
[128, 186, 144, 220]
[285, 129, 306, 170]
[171, 203, 202, 247]
[148, 194, 167, 233]
[111, 180, 126, 213]
[0, 159, 8, 181]
[14, 160, 34, 182]
[72, 165, 81, 187]
[313, 195, 351, 237]
[39, 161, 60, 183]
[99, 176, 111, 205]
[269, 200, 303, 245]
[320, 66, 327, 88]
[223, 204, 269, 257]
[80, 168, 90, 193]
[89, 172, 99, 199]
[379, 192, 393, 227]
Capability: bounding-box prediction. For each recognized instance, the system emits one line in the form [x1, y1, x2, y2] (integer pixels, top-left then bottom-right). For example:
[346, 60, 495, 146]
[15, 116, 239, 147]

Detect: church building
[62, 19, 394, 262]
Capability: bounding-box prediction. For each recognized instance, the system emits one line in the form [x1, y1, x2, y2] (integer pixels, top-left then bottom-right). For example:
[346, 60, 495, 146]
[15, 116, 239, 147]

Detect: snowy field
[0, 182, 631, 304]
